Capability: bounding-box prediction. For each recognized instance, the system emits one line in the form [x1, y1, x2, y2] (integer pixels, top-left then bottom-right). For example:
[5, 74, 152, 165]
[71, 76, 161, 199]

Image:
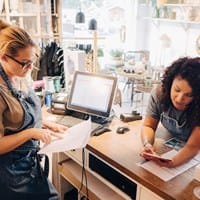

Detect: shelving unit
[148, 2, 200, 29]
[164, 3, 200, 22]
[0, 0, 62, 43]
[59, 159, 126, 200]
[56, 150, 132, 200]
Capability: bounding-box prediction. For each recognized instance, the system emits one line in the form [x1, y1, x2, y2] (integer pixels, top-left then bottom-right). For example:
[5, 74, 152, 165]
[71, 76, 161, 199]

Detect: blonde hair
[0, 19, 37, 56]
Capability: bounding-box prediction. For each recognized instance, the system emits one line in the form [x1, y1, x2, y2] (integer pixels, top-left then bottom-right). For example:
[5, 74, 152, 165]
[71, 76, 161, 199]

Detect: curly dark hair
[160, 57, 200, 128]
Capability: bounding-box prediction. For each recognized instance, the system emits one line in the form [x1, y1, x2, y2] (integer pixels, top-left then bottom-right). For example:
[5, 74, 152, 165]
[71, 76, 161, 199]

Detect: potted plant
[109, 49, 123, 60]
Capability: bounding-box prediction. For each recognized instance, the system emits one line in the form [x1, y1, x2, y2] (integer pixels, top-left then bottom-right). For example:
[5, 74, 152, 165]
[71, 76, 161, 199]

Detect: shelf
[143, 16, 200, 30]
[141, 1, 200, 30]
[8, 13, 38, 17]
[163, 3, 200, 7]
[58, 159, 126, 200]
[150, 17, 200, 25]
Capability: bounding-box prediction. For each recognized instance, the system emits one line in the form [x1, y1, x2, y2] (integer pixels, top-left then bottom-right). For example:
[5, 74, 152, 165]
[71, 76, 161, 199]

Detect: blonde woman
[0, 19, 66, 199]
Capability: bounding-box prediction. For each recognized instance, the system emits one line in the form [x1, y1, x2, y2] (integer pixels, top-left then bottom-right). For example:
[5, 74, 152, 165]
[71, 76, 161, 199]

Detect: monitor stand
[66, 108, 112, 125]
[91, 115, 112, 125]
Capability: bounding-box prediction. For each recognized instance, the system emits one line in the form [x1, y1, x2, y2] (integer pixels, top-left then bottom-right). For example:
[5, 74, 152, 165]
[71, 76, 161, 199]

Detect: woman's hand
[42, 120, 68, 133]
[30, 128, 64, 144]
[140, 143, 156, 158]
[140, 148, 175, 168]
[154, 158, 174, 168]
[140, 143, 174, 167]
[143, 143, 155, 154]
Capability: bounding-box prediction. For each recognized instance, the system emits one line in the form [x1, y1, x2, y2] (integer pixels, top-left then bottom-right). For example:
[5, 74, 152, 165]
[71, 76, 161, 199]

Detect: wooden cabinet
[0, 0, 61, 43]
[137, 187, 164, 200]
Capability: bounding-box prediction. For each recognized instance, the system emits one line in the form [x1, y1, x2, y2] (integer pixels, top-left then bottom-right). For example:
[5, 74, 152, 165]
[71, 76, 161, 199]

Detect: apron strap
[0, 64, 21, 99]
[36, 154, 49, 179]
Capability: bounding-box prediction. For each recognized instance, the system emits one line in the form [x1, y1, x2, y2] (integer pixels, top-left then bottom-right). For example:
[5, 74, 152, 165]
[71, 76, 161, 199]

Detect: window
[61, 0, 135, 50]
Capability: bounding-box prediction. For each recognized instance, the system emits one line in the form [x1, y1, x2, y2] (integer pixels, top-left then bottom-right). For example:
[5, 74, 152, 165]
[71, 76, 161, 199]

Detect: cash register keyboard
[56, 115, 103, 135]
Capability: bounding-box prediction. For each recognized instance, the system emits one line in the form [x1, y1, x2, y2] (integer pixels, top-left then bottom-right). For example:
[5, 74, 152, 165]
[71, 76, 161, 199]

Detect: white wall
[149, 22, 200, 67]
[134, 1, 200, 68]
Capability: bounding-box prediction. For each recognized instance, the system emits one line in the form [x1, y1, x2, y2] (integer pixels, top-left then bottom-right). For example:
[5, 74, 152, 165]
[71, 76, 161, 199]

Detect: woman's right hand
[140, 143, 156, 159]
[143, 143, 155, 154]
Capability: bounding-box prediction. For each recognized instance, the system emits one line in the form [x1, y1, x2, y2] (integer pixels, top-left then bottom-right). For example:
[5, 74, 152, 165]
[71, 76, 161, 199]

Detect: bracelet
[143, 141, 152, 147]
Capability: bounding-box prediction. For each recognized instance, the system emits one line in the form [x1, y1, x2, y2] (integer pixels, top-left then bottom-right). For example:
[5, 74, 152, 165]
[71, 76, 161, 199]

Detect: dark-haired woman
[140, 57, 200, 167]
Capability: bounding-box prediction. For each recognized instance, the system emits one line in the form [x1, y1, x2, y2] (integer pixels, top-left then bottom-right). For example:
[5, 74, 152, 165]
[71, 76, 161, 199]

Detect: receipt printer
[51, 93, 68, 115]
[120, 111, 142, 122]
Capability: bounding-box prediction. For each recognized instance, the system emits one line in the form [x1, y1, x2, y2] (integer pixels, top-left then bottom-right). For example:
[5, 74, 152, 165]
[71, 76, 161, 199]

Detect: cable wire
[78, 148, 89, 199]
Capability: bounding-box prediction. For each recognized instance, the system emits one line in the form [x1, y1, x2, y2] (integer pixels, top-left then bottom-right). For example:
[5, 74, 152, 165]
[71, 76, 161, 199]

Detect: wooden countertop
[86, 118, 200, 200]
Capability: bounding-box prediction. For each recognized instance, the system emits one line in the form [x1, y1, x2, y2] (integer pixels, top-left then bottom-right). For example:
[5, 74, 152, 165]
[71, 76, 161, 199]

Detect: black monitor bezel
[67, 71, 117, 118]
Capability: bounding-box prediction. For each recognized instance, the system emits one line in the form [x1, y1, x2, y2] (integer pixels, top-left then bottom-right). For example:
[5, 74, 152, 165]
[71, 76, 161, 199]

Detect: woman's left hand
[154, 158, 174, 168]
[42, 120, 68, 133]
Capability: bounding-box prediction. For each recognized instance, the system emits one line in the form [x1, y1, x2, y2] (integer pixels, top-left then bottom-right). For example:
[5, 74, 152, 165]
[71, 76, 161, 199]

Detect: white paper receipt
[140, 149, 200, 181]
[39, 118, 91, 154]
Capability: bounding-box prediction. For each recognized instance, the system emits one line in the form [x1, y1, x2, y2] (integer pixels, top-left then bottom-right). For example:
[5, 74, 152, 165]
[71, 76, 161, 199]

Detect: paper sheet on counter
[39, 118, 91, 154]
[140, 149, 200, 181]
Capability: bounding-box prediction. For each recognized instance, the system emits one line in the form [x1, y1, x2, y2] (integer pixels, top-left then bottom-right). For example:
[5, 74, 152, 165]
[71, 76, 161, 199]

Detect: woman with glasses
[0, 20, 66, 199]
[140, 57, 200, 167]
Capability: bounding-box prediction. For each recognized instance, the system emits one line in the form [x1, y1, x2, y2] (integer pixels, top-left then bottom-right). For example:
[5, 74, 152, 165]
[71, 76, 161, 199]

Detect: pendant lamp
[75, 10, 85, 23]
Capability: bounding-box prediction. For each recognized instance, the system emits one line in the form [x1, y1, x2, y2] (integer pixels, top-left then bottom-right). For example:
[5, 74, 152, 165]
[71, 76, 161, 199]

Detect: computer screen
[67, 71, 117, 118]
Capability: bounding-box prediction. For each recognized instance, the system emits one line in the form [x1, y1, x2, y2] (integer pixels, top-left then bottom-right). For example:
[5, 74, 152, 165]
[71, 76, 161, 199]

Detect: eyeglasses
[5, 54, 36, 70]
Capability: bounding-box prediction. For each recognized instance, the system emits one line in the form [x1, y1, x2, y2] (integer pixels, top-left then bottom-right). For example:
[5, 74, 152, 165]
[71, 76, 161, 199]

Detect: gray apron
[160, 111, 191, 141]
[0, 65, 60, 200]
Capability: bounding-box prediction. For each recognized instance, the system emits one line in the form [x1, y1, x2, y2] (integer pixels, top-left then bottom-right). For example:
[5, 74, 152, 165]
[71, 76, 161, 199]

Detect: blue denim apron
[160, 110, 192, 141]
[0, 65, 59, 200]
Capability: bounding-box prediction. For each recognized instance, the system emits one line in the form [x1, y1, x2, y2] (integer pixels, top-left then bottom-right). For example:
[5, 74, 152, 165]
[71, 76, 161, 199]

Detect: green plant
[97, 48, 104, 57]
[109, 49, 123, 58]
